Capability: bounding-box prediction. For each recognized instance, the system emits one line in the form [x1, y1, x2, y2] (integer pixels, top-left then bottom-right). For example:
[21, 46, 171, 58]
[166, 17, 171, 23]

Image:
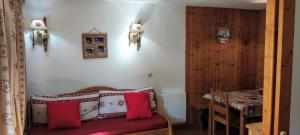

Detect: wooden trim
[167, 116, 174, 135]
[124, 128, 170, 135]
[185, 6, 192, 124]
[125, 117, 173, 135]
[240, 108, 245, 135]
[263, 0, 278, 134]
[208, 102, 212, 135]
[63, 86, 118, 95]
[171, 123, 188, 129]
[273, 0, 295, 134]
[263, 0, 295, 134]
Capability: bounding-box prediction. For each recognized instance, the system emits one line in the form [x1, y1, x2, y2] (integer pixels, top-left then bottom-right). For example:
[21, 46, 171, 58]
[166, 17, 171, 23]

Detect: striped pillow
[31, 92, 99, 124]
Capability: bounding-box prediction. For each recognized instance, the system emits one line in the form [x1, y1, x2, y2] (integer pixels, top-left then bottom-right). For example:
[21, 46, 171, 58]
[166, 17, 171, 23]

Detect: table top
[246, 122, 262, 133]
[203, 89, 263, 117]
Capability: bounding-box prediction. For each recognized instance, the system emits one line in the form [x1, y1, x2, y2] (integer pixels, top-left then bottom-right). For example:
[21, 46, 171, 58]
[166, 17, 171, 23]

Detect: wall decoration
[82, 29, 108, 59]
[128, 22, 143, 51]
[216, 26, 230, 44]
[30, 17, 49, 52]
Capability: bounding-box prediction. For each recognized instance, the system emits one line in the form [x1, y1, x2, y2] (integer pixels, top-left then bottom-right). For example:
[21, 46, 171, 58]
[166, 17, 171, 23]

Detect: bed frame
[29, 86, 173, 135]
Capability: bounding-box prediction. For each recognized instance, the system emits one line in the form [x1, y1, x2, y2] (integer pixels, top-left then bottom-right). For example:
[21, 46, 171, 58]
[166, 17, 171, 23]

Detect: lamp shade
[130, 23, 143, 33]
[30, 20, 47, 30]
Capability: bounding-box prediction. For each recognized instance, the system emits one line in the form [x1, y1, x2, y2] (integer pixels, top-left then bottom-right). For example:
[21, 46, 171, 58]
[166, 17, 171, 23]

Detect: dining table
[203, 89, 263, 135]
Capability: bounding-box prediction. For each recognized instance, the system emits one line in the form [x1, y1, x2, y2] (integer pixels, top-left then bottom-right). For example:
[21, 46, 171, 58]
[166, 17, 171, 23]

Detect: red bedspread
[29, 114, 168, 135]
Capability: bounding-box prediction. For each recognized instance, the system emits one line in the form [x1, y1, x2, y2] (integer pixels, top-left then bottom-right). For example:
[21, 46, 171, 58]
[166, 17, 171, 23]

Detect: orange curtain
[0, 0, 26, 135]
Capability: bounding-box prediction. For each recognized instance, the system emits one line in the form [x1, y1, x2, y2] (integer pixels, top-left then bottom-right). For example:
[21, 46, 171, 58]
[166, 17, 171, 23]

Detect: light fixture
[128, 22, 143, 51]
[30, 17, 49, 52]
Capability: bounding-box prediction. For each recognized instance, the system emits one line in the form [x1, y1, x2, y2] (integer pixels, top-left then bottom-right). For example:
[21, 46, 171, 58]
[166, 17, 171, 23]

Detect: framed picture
[82, 33, 108, 59]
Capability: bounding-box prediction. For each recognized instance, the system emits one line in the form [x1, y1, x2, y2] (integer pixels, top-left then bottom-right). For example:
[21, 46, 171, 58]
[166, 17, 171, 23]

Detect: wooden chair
[211, 89, 230, 135]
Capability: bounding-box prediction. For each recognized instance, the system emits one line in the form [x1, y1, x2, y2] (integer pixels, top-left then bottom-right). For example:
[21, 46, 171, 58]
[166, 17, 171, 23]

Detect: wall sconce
[30, 17, 49, 52]
[128, 22, 143, 50]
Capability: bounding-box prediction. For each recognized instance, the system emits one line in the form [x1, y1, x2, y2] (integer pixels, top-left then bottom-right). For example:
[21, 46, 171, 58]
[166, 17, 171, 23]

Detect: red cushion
[29, 114, 168, 135]
[124, 92, 152, 120]
[47, 101, 81, 130]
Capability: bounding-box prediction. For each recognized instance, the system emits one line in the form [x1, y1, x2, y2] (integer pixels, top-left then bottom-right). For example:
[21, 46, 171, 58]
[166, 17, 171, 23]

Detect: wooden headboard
[61, 86, 120, 95]
[60, 86, 156, 98]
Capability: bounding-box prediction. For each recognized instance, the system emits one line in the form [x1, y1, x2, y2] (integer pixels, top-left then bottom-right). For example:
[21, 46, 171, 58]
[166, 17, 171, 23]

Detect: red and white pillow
[97, 87, 157, 119]
[31, 92, 99, 124]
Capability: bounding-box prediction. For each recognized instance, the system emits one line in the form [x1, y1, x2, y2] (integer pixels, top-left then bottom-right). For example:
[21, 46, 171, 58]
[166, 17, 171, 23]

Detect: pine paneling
[186, 6, 266, 123]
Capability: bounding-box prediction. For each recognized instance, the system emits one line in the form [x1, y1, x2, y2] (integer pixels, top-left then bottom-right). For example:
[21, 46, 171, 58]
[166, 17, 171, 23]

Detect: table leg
[240, 109, 245, 135]
[208, 102, 212, 135]
[199, 110, 204, 132]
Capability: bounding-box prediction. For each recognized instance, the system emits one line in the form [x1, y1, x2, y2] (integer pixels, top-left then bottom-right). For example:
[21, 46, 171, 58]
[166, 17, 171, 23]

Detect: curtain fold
[0, 0, 26, 135]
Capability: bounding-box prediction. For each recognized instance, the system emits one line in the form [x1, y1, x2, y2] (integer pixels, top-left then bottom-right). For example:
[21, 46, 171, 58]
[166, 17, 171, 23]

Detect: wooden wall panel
[256, 11, 266, 89]
[186, 6, 266, 123]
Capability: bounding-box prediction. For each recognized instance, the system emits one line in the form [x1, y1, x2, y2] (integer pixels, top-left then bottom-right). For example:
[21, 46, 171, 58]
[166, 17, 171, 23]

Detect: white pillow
[97, 87, 157, 119]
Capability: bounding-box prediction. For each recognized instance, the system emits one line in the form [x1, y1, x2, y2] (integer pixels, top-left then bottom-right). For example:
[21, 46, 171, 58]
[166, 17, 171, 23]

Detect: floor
[173, 110, 209, 135]
[173, 123, 208, 135]
[173, 125, 239, 135]
[173, 126, 206, 135]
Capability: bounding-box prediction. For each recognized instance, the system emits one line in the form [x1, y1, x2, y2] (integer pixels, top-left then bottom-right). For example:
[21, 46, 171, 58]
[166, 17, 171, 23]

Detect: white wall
[290, 0, 300, 134]
[23, 0, 185, 96]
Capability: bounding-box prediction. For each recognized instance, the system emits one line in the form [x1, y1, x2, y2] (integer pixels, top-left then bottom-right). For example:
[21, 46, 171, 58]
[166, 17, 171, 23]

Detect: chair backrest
[211, 89, 229, 121]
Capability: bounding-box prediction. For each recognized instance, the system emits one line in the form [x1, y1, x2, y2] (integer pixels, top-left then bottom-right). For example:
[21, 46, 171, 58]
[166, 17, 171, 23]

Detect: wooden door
[263, 0, 295, 134]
